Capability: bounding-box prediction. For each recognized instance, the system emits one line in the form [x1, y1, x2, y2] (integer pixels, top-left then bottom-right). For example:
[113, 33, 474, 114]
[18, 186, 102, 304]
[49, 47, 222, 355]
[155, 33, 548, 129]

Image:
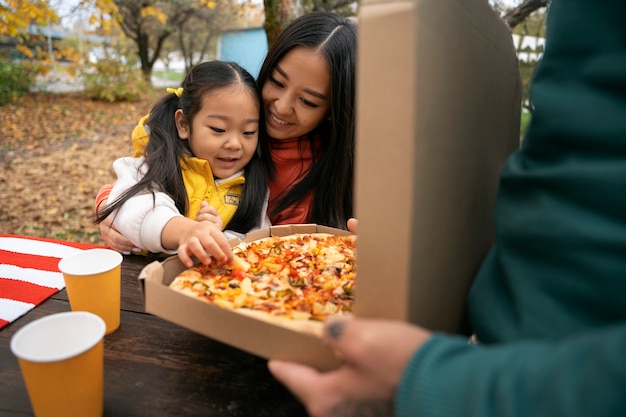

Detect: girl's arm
[108, 157, 182, 254]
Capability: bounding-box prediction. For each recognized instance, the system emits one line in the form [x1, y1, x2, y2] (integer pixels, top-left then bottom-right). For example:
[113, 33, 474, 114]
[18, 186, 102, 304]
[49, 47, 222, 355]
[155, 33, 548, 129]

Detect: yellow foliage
[141, 6, 168, 24]
[15, 44, 34, 59]
[85, 0, 120, 35]
[200, 0, 218, 9]
[0, 0, 59, 37]
[59, 45, 83, 63]
[93, 0, 119, 15]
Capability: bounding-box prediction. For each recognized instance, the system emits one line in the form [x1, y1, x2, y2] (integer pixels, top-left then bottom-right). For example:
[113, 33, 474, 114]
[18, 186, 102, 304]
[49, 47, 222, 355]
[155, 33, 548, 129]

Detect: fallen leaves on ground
[0, 89, 161, 244]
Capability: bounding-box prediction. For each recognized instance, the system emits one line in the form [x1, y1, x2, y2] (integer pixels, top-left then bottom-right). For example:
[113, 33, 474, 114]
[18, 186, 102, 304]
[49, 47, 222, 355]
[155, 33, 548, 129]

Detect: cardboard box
[139, 224, 352, 371]
[353, 0, 521, 331]
[139, 0, 521, 371]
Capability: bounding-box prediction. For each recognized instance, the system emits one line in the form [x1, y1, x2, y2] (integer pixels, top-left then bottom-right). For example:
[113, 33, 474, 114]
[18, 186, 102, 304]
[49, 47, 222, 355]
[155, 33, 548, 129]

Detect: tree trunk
[263, 0, 304, 49]
[137, 32, 152, 82]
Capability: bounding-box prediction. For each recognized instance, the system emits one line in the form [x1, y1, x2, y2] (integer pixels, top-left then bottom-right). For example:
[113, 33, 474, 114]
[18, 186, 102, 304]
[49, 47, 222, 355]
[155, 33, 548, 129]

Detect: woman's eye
[210, 127, 225, 133]
[269, 76, 284, 88]
[300, 98, 319, 108]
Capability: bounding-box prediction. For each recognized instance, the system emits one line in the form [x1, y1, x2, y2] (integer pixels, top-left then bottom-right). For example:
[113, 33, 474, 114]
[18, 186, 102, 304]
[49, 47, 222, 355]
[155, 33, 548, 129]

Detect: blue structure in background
[218, 27, 268, 78]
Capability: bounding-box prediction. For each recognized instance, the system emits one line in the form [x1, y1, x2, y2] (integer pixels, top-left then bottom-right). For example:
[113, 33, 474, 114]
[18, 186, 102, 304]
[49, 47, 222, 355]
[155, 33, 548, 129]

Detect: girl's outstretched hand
[162, 217, 232, 267]
[268, 316, 431, 417]
[196, 201, 224, 229]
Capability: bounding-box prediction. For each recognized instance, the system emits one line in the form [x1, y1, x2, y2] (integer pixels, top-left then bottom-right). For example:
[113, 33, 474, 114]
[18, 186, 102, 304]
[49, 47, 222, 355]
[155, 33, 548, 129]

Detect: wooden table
[0, 255, 307, 417]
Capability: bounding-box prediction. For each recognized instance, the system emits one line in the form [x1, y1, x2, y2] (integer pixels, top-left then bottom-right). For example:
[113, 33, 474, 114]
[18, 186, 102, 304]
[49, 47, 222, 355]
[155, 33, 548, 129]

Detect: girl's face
[262, 46, 331, 140]
[175, 84, 260, 179]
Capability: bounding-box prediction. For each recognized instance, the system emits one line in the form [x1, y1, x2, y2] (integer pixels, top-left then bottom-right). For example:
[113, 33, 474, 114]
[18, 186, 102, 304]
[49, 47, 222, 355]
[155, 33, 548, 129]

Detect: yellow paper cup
[58, 248, 123, 335]
[10, 311, 106, 417]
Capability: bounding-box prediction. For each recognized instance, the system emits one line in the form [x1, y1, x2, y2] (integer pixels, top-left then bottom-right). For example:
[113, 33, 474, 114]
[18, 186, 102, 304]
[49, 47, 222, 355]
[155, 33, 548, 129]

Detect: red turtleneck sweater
[267, 137, 318, 225]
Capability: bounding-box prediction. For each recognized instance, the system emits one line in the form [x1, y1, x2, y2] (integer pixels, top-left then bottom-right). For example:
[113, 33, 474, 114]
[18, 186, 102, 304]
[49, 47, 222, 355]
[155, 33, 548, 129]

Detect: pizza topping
[169, 233, 356, 322]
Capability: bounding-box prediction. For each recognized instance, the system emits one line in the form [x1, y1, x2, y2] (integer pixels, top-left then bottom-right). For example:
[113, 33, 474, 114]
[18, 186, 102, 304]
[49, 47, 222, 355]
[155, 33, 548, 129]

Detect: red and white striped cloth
[0, 234, 104, 330]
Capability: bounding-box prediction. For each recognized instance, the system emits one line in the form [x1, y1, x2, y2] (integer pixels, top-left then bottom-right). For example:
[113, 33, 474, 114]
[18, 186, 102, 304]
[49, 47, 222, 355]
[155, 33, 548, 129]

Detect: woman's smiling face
[261, 46, 331, 140]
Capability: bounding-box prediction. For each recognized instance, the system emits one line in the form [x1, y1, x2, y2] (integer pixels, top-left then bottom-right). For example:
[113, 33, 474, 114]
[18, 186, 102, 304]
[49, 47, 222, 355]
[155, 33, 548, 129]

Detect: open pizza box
[139, 0, 521, 371]
[139, 224, 351, 371]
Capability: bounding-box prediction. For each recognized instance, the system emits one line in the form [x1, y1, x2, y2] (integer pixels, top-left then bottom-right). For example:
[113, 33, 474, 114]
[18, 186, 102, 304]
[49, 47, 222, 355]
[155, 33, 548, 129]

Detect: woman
[258, 12, 357, 229]
[97, 12, 357, 254]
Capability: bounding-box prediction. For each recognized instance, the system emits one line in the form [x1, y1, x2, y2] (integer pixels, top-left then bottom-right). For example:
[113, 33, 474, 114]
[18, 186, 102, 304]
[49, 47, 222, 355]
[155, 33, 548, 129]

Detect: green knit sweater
[396, 0, 626, 416]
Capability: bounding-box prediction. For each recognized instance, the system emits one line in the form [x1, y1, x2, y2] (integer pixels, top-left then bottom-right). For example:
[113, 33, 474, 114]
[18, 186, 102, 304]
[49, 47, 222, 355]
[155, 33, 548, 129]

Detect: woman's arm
[95, 183, 136, 254]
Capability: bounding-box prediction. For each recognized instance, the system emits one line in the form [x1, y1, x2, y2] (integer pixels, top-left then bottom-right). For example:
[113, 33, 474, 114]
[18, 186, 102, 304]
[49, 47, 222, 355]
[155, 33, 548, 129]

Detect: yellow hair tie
[166, 87, 184, 98]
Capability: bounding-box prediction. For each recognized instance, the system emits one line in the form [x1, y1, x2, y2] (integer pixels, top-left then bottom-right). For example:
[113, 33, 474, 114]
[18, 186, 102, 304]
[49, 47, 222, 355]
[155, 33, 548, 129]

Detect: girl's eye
[243, 131, 257, 136]
[269, 76, 284, 88]
[211, 127, 225, 133]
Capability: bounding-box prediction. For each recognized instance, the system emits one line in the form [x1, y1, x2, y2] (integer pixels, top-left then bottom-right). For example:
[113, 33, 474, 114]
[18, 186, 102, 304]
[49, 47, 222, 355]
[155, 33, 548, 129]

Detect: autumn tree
[0, 0, 65, 61]
[108, 0, 218, 82]
[170, 1, 240, 73]
[0, 0, 59, 38]
[0, 1, 63, 103]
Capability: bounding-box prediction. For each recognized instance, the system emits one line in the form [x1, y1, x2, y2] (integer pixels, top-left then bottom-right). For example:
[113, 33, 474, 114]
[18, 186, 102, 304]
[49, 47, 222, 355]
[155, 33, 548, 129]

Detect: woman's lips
[268, 113, 290, 128]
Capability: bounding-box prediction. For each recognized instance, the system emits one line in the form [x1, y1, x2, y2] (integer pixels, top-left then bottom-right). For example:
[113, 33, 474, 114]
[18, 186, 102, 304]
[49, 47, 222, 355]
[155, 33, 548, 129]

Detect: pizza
[168, 233, 356, 331]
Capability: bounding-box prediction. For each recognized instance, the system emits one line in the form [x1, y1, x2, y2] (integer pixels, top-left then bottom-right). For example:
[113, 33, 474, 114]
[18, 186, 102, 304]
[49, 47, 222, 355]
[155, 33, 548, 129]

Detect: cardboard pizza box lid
[138, 224, 352, 371]
[352, 0, 521, 332]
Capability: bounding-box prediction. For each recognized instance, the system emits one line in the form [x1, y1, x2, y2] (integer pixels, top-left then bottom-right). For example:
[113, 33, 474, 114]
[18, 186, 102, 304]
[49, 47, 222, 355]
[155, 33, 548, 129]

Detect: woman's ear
[175, 109, 190, 140]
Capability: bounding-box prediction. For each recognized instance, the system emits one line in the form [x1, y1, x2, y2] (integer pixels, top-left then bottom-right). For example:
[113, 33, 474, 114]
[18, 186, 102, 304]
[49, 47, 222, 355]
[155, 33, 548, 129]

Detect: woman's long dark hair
[257, 12, 357, 230]
[96, 61, 269, 234]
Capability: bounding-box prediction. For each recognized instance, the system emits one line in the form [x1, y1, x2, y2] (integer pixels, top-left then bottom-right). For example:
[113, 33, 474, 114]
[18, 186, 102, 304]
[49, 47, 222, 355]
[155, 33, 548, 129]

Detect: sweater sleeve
[395, 0, 626, 415]
[396, 324, 626, 417]
[95, 183, 114, 213]
[108, 157, 181, 253]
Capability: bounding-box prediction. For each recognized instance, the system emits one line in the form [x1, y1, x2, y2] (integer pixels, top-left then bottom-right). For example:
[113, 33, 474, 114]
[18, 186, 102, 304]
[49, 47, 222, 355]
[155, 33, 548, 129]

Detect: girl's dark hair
[96, 60, 269, 234]
[257, 12, 357, 230]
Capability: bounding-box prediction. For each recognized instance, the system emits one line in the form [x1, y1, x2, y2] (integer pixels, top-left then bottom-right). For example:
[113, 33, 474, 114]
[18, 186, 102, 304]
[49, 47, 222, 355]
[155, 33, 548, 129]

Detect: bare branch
[503, 0, 548, 28]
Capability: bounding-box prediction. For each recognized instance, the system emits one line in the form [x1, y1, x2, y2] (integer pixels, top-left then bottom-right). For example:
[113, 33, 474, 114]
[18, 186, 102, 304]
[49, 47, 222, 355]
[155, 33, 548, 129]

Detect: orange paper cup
[10, 311, 106, 417]
[58, 248, 123, 335]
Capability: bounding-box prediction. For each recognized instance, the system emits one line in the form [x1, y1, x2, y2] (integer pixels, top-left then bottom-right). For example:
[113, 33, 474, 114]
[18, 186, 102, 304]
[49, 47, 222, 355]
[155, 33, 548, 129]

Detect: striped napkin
[0, 234, 104, 330]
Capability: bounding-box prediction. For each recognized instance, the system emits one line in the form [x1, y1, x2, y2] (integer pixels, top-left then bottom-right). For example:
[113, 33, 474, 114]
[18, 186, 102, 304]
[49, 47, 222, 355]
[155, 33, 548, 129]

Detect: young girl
[97, 12, 357, 252]
[96, 61, 270, 266]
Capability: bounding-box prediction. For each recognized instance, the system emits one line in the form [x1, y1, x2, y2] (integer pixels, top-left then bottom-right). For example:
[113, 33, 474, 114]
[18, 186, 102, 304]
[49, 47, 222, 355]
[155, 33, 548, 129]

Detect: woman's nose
[274, 93, 293, 116]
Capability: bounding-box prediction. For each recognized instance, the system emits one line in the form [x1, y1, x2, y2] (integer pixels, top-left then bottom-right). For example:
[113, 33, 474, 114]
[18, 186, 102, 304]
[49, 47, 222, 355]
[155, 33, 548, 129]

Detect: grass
[153, 70, 185, 81]
[520, 108, 532, 138]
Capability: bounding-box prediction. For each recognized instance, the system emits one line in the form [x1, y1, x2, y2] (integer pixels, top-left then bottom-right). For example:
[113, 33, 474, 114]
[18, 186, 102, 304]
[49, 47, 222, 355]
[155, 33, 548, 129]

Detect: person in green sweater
[268, 0, 626, 416]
